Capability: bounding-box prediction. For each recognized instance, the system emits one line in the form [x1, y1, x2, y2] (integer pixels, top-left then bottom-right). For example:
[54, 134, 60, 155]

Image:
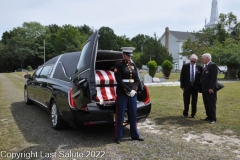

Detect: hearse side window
[76, 42, 90, 73]
[39, 66, 52, 78]
[32, 67, 43, 79]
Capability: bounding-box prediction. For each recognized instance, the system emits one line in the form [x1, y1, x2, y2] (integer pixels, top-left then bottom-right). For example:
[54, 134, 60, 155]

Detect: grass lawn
[148, 82, 240, 136]
[0, 72, 239, 159]
[13, 71, 240, 136]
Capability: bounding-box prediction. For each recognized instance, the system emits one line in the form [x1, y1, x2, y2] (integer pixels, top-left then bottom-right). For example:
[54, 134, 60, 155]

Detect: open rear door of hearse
[72, 31, 99, 109]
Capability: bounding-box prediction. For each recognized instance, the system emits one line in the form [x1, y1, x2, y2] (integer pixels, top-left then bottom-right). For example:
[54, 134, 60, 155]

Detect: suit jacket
[180, 63, 203, 91]
[200, 62, 218, 92]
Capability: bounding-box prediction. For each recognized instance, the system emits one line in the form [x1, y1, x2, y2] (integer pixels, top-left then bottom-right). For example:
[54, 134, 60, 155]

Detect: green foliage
[131, 34, 151, 53]
[117, 35, 134, 50]
[209, 38, 240, 78]
[98, 27, 119, 50]
[54, 24, 83, 53]
[76, 24, 94, 36]
[131, 52, 142, 69]
[161, 60, 173, 78]
[27, 65, 32, 70]
[146, 60, 158, 77]
[139, 34, 173, 66]
[181, 12, 240, 79]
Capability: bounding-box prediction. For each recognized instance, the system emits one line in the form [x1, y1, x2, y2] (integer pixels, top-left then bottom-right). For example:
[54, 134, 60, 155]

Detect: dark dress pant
[202, 92, 217, 121]
[183, 86, 198, 116]
[115, 95, 139, 140]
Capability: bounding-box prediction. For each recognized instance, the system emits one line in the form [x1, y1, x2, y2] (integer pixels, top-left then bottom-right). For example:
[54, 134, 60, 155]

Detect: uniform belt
[122, 79, 134, 82]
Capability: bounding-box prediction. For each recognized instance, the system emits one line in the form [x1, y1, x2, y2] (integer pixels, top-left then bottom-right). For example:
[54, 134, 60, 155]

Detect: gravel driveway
[0, 73, 239, 160]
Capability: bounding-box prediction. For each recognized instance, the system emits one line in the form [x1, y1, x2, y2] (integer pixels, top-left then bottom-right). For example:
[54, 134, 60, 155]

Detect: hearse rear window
[53, 52, 80, 82]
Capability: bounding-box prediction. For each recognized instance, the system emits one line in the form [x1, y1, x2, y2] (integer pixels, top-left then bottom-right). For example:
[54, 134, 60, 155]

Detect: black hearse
[24, 31, 151, 129]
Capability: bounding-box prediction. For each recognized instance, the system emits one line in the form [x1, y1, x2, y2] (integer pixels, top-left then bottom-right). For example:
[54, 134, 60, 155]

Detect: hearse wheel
[24, 87, 32, 105]
[51, 100, 66, 130]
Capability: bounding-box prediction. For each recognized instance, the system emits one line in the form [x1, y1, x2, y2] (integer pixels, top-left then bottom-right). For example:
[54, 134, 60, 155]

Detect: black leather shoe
[115, 139, 120, 144]
[201, 117, 209, 121]
[132, 137, 144, 141]
[209, 121, 216, 124]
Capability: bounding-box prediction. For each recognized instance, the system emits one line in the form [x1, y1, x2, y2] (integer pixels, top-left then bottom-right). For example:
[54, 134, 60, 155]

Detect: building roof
[169, 30, 196, 41]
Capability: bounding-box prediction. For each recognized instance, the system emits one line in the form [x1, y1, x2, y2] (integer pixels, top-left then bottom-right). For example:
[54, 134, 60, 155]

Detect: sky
[1, 0, 240, 39]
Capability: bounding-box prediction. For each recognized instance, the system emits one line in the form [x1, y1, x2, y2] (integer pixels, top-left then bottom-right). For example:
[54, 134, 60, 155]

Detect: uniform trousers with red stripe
[115, 94, 140, 140]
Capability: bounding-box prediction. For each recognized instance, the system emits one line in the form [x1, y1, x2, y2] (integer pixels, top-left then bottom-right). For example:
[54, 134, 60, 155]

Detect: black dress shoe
[209, 121, 216, 124]
[201, 117, 209, 121]
[115, 139, 120, 144]
[132, 137, 144, 141]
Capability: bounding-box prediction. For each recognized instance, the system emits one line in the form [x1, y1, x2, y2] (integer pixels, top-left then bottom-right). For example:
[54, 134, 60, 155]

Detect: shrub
[27, 65, 32, 71]
[161, 60, 173, 79]
[146, 60, 158, 77]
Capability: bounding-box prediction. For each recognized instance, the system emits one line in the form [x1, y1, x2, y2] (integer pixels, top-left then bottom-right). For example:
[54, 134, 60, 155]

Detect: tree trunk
[224, 66, 236, 79]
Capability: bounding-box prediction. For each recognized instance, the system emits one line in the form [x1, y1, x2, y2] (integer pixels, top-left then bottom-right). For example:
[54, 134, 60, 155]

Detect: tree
[77, 24, 94, 36]
[131, 52, 142, 68]
[181, 12, 240, 79]
[54, 24, 84, 54]
[161, 60, 173, 79]
[181, 28, 217, 61]
[98, 27, 119, 50]
[209, 39, 240, 78]
[116, 35, 133, 50]
[11, 22, 49, 68]
[146, 60, 158, 77]
[140, 34, 173, 67]
[131, 34, 151, 53]
[21, 22, 48, 39]
[219, 12, 237, 34]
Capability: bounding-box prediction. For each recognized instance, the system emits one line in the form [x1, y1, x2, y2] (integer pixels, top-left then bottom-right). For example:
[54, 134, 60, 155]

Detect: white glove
[130, 90, 137, 97]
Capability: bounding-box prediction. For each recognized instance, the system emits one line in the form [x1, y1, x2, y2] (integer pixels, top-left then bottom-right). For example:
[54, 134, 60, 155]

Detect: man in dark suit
[200, 53, 218, 124]
[180, 54, 203, 118]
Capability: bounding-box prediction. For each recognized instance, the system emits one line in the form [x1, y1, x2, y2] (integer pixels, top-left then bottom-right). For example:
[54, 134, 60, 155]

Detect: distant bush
[146, 60, 158, 77]
[161, 60, 173, 79]
[27, 65, 32, 71]
[16, 68, 22, 72]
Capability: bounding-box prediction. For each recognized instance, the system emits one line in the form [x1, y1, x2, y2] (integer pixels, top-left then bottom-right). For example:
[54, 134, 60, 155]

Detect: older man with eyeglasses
[180, 54, 203, 118]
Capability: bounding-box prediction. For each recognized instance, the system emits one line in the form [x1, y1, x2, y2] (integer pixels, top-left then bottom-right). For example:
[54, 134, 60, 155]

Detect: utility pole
[44, 40, 45, 63]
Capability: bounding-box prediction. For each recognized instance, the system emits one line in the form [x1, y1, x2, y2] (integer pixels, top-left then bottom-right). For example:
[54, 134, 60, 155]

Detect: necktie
[202, 65, 207, 75]
[191, 65, 194, 85]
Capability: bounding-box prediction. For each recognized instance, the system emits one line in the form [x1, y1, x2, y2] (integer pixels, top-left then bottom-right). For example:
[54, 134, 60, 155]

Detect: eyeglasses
[191, 61, 196, 63]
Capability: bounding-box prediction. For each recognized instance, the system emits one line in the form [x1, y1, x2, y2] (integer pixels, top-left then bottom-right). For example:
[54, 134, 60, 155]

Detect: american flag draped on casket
[95, 70, 117, 105]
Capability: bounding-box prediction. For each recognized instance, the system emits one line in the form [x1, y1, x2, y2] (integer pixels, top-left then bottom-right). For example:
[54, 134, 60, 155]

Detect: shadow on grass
[10, 101, 131, 157]
[153, 115, 206, 127]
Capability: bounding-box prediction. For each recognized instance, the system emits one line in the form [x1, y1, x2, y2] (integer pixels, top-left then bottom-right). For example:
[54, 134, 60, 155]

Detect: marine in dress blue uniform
[114, 47, 144, 144]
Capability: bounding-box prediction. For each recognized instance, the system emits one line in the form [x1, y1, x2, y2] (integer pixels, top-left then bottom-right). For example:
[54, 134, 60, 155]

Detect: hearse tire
[51, 100, 67, 130]
[24, 87, 32, 105]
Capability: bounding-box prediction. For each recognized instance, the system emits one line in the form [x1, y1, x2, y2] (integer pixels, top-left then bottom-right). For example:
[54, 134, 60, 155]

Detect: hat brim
[123, 52, 133, 56]
[123, 53, 133, 56]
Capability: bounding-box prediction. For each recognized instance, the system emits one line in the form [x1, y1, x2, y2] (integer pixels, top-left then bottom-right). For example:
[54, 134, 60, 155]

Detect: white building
[160, 0, 219, 70]
[159, 27, 195, 70]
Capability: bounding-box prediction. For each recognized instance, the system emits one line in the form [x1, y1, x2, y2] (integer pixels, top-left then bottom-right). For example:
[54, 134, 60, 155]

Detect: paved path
[145, 80, 239, 86]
